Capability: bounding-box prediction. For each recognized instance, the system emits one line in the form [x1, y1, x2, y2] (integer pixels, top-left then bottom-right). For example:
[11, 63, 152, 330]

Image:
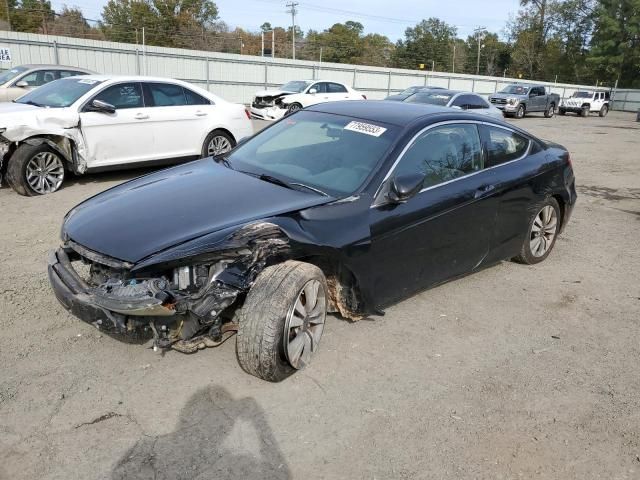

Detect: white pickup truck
[559, 91, 611, 117]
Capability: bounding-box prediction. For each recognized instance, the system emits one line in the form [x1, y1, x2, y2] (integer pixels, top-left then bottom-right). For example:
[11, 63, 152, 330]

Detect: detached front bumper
[47, 248, 175, 340]
[249, 106, 286, 121]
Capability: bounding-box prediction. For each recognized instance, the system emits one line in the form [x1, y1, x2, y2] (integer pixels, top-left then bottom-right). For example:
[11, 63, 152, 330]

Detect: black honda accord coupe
[48, 101, 576, 381]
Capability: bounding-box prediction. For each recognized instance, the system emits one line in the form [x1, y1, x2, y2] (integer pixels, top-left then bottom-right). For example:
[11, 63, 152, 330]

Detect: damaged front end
[48, 222, 289, 353]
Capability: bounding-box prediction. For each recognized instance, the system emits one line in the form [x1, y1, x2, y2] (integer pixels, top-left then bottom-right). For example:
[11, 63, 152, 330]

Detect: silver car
[0, 64, 93, 102]
[403, 89, 505, 120]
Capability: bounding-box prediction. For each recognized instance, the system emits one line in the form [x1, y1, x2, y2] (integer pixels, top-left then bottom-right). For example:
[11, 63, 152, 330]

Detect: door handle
[195, 111, 208, 117]
[474, 184, 496, 198]
[134, 113, 149, 120]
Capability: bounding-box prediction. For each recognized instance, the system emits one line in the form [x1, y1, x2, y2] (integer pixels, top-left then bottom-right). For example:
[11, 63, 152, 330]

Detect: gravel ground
[1, 112, 639, 480]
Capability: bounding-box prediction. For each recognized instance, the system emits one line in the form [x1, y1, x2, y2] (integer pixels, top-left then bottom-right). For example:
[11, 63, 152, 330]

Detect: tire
[599, 104, 609, 117]
[6, 143, 65, 196]
[580, 105, 589, 117]
[202, 130, 235, 158]
[515, 104, 525, 119]
[514, 197, 561, 265]
[544, 104, 555, 118]
[558, 108, 566, 116]
[286, 103, 303, 115]
[236, 261, 328, 382]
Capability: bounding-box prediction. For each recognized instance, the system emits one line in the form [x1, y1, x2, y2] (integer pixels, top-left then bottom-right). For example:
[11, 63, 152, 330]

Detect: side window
[327, 82, 347, 93]
[395, 124, 483, 189]
[92, 83, 143, 109]
[309, 82, 327, 94]
[147, 82, 186, 107]
[452, 94, 488, 110]
[17, 70, 54, 87]
[451, 95, 471, 109]
[604, 91, 611, 101]
[60, 70, 87, 78]
[184, 88, 211, 105]
[484, 126, 529, 168]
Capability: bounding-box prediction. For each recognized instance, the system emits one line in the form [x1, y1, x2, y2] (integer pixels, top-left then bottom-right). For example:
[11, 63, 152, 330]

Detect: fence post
[387, 70, 391, 96]
[352, 68, 357, 88]
[135, 49, 140, 75]
[494, 80, 498, 93]
[205, 57, 210, 90]
[472, 78, 475, 93]
[52, 40, 59, 65]
[447, 76, 451, 89]
[264, 61, 268, 89]
[424, 74, 427, 86]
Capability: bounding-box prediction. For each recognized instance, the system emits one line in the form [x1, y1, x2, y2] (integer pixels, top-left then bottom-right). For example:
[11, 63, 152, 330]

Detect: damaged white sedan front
[0, 75, 253, 196]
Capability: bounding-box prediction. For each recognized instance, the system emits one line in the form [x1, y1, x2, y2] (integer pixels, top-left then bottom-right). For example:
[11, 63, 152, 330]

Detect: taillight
[245, 108, 251, 120]
[362, 95, 367, 100]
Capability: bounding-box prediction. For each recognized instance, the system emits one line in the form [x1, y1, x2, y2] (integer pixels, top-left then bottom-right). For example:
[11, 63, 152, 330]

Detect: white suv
[559, 91, 611, 117]
[0, 75, 253, 195]
[250, 80, 365, 121]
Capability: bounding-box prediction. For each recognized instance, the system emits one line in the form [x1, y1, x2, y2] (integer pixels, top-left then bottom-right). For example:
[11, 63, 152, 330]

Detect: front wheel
[236, 261, 328, 382]
[6, 143, 66, 196]
[580, 105, 589, 117]
[202, 130, 235, 158]
[514, 198, 561, 265]
[558, 108, 566, 116]
[515, 104, 525, 119]
[599, 105, 609, 117]
[544, 104, 555, 118]
[286, 103, 303, 115]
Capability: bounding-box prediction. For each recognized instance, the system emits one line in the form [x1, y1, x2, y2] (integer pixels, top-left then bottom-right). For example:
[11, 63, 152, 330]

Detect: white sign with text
[0, 48, 12, 62]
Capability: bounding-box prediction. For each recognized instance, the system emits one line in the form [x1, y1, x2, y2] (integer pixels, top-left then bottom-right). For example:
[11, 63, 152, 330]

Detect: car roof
[18, 64, 93, 71]
[307, 100, 453, 126]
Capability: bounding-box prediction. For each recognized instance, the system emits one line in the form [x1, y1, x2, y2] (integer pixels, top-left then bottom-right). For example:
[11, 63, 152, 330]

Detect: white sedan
[250, 80, 365, 121]
[0, 75, 253, 195]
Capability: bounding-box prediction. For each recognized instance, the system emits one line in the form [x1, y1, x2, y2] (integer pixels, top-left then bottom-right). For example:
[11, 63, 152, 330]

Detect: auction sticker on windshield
[344, 121, 387, 137]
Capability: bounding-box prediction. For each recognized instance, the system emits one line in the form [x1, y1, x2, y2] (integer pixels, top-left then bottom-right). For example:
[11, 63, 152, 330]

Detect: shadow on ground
[112, 385, 291, 480]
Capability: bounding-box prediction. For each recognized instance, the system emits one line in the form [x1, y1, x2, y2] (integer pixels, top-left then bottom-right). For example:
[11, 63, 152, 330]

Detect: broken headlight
[172, 260, 233, 292]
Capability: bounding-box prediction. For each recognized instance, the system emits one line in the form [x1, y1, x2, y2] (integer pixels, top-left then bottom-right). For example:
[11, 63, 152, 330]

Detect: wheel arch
[14, 135, 76, 170]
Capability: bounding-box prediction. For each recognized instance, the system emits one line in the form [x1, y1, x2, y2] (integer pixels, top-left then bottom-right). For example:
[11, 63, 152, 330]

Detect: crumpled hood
[254, 90, 295, 98]
[0, 103, 79, 140]
[63, 159, 334, 263]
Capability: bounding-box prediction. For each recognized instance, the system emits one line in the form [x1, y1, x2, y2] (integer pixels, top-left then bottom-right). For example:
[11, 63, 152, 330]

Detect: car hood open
[63, 159, 334, 263]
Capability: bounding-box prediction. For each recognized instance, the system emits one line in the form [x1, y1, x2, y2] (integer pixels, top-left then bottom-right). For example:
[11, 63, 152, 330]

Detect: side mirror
[89, 99, 116, 114]
[309, 88, 317, 95]
[15, 80, 29, 88]
[388, 173, 425, 203]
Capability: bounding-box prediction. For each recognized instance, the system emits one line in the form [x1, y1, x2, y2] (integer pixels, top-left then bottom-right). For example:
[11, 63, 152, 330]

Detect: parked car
[0, 75, 253, 196]
[250, 80, 365, 120]
[385, 85, 446, 101]
[48, 101, 576, 382]
[403, 89, 504, 120]
[559, 90, 611, 117]
[489, 84, 559, 119]
[0, 64, 93, 102]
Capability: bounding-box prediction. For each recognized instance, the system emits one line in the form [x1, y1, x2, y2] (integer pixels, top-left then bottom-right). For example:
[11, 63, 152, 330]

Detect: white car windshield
[0, 66, 28, 84]
[15, 78, 104, 108]
[225, 110, 396, 196]
[572, 91, 593, 98]
[281, 81, 312, 93]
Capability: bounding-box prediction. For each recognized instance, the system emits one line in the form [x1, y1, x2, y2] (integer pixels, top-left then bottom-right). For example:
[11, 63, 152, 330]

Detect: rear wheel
[599, 104, 609, 117]
[515, 104, 525, 119]
[514, 197, 561, 265]
[6, 143, 65, 196]
[544, 104, 555, 118]
[202, 130, 235, 158]
[236, 261, 328, 382]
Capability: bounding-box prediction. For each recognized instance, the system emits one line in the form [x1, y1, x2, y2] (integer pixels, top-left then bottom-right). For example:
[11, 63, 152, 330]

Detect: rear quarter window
[484, 126, 530, 167]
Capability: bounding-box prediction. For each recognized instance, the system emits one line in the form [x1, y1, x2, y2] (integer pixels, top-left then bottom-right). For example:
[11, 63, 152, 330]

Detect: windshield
[399, 86, 422, 96]
[281, 81, 312, 93]
[225, 111, 397, 197]
[572, 91, 593, 98]
[499, 85, 529, 95]
[0, 66, 28, 85]
[15, 78, 103, 108]
[404, 92, 453, 106]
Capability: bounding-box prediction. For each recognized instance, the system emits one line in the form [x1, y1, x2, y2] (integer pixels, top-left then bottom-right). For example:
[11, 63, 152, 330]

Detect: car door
[141, 82, 211, 159]
[477, 124, 543, 263]
[326, 82, 351, 101]
[305, 82, 329, 105]
[79, 82, 157, 167]
[369, 122, 500, 306]
[591, 92, 604, 112]
[531, 87, 545, 111]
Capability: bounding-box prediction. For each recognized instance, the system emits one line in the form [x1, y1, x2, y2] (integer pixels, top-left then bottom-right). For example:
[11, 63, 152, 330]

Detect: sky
[51, 0, 522, 41]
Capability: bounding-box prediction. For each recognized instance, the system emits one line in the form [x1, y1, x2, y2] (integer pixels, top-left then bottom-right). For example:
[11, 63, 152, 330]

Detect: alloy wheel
[287, 104, 301, 114]
[530, 205, 558, 257]
[207, 135, 232, 156]
[284, 279, 326, 369]
[25, 152, 65, 194]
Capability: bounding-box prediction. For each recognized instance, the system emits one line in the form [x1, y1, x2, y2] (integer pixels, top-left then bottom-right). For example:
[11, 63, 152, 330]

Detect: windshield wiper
[289, 182, 329, 196]
[17, 100, 43, 107]
[258, 174, 295, 190]
[214, 154, 233, 169]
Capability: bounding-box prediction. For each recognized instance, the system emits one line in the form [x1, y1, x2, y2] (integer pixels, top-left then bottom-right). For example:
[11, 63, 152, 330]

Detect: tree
[49, 6, 102, 39]
[392, 18, 458, 70]
[7, 0, 55, 33]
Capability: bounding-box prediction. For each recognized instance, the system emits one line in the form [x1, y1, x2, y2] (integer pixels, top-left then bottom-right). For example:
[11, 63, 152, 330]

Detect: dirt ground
[1, 111, 639, 480]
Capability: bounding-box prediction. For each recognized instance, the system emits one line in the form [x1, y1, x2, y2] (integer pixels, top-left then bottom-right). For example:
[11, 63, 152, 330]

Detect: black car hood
[63, 159, 334, 263]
